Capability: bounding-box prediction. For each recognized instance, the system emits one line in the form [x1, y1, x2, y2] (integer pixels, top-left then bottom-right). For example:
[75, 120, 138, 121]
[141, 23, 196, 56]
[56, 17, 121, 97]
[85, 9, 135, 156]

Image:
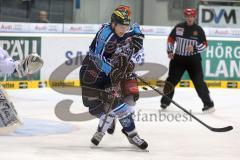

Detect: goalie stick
[135, 74, 233, 133]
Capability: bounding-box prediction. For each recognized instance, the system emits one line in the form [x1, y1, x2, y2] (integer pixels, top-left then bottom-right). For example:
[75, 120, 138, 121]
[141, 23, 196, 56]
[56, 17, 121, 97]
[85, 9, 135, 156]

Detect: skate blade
[130, 144, 149, 152]
[203, 107, 215, 114]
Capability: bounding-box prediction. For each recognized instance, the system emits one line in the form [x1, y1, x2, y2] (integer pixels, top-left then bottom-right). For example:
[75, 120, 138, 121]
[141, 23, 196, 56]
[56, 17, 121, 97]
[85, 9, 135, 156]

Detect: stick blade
[210, 126, 233, 132]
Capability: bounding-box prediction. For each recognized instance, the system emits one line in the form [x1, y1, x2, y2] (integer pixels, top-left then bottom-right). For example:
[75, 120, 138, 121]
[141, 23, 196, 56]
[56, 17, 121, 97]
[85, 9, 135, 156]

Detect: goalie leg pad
[0, 86, 22, 135]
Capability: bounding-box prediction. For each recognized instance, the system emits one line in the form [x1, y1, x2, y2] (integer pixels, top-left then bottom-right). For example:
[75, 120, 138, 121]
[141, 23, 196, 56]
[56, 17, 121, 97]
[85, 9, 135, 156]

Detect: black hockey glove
[132, 33, 144, 53]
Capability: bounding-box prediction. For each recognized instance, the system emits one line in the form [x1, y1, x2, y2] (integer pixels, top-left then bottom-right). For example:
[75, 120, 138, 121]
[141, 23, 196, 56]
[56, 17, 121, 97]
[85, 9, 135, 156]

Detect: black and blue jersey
[88, 23, 142, 75]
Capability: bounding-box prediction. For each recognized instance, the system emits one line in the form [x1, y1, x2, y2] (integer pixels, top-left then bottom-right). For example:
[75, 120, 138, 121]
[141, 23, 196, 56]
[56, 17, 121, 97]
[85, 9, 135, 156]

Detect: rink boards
[0, 25, 239, 89]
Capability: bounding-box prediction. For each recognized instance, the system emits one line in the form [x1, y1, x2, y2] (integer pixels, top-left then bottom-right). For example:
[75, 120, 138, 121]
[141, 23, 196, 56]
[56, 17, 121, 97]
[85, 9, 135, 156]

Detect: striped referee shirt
[167, 22, 207, 56]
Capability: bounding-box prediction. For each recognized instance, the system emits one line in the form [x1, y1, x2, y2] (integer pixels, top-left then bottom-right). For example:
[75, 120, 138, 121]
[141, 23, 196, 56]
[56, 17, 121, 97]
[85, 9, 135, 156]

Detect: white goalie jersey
[0, 47, 16, 76]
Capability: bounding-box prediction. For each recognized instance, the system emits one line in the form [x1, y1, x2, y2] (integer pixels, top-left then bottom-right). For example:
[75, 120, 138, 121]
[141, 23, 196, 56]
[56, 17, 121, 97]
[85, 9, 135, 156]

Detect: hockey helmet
[111, 5, 131, 25]
[184, 8, 197, 17]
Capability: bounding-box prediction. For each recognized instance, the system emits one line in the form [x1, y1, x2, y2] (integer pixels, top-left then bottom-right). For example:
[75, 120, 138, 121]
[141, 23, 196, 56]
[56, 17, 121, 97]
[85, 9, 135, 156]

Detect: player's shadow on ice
[40, 145, 149, 153]
[91, 146, 149, 152]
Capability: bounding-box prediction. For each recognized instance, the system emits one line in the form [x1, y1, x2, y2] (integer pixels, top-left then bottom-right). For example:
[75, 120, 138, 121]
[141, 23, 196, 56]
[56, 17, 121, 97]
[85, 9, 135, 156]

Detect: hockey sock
[113, 103, 136, 133]
[98, 112, 116, 133]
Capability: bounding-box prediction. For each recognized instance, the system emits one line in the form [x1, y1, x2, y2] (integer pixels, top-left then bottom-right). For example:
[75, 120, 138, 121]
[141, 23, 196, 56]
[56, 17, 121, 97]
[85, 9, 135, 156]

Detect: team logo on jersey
[176, 27, 184, 36]
[86, 70, 98, 78]
[193, 31, 198, 36]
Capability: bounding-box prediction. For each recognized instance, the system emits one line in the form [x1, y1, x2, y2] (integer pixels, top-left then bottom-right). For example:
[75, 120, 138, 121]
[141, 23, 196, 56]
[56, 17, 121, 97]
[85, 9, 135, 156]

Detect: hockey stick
[135, 75, 233, 132]
[97, 43, 135, 132]
[86, 41, 137, 145]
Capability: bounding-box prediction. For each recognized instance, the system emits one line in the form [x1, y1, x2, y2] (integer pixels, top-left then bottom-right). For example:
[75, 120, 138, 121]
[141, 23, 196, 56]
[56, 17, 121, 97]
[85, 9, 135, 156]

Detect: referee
[160, 8, 215, 113]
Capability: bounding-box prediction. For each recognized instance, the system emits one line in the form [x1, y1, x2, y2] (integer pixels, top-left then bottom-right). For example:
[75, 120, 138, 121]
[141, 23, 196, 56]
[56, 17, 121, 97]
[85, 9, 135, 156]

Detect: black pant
[79, 66, 110, 117]
[161, 54, 214, 107]
[80, 66, 122, 117]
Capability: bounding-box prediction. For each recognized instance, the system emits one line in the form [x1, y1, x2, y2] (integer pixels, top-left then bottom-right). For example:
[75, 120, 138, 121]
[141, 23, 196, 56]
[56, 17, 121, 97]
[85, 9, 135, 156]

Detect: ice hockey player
[80, 5, 148, 150]
[0, 47, 43, 134]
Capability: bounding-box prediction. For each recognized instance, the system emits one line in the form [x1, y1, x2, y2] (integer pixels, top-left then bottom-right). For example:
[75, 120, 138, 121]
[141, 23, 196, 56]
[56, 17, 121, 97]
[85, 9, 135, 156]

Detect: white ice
[0, 87, 239, 160]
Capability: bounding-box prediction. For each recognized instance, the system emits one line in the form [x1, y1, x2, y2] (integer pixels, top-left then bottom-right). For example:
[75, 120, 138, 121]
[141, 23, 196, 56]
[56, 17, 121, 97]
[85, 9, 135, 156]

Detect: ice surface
[0, 88, 239, 160]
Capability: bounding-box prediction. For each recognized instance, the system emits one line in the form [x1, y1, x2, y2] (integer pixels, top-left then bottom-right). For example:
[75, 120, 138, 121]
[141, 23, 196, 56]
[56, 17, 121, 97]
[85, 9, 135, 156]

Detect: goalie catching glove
[15, 53, 44, 78]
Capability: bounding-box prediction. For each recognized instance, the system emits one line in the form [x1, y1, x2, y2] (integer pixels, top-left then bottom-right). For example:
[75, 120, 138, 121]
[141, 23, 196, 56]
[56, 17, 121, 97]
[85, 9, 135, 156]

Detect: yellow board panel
[0, 80, 239, 89]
